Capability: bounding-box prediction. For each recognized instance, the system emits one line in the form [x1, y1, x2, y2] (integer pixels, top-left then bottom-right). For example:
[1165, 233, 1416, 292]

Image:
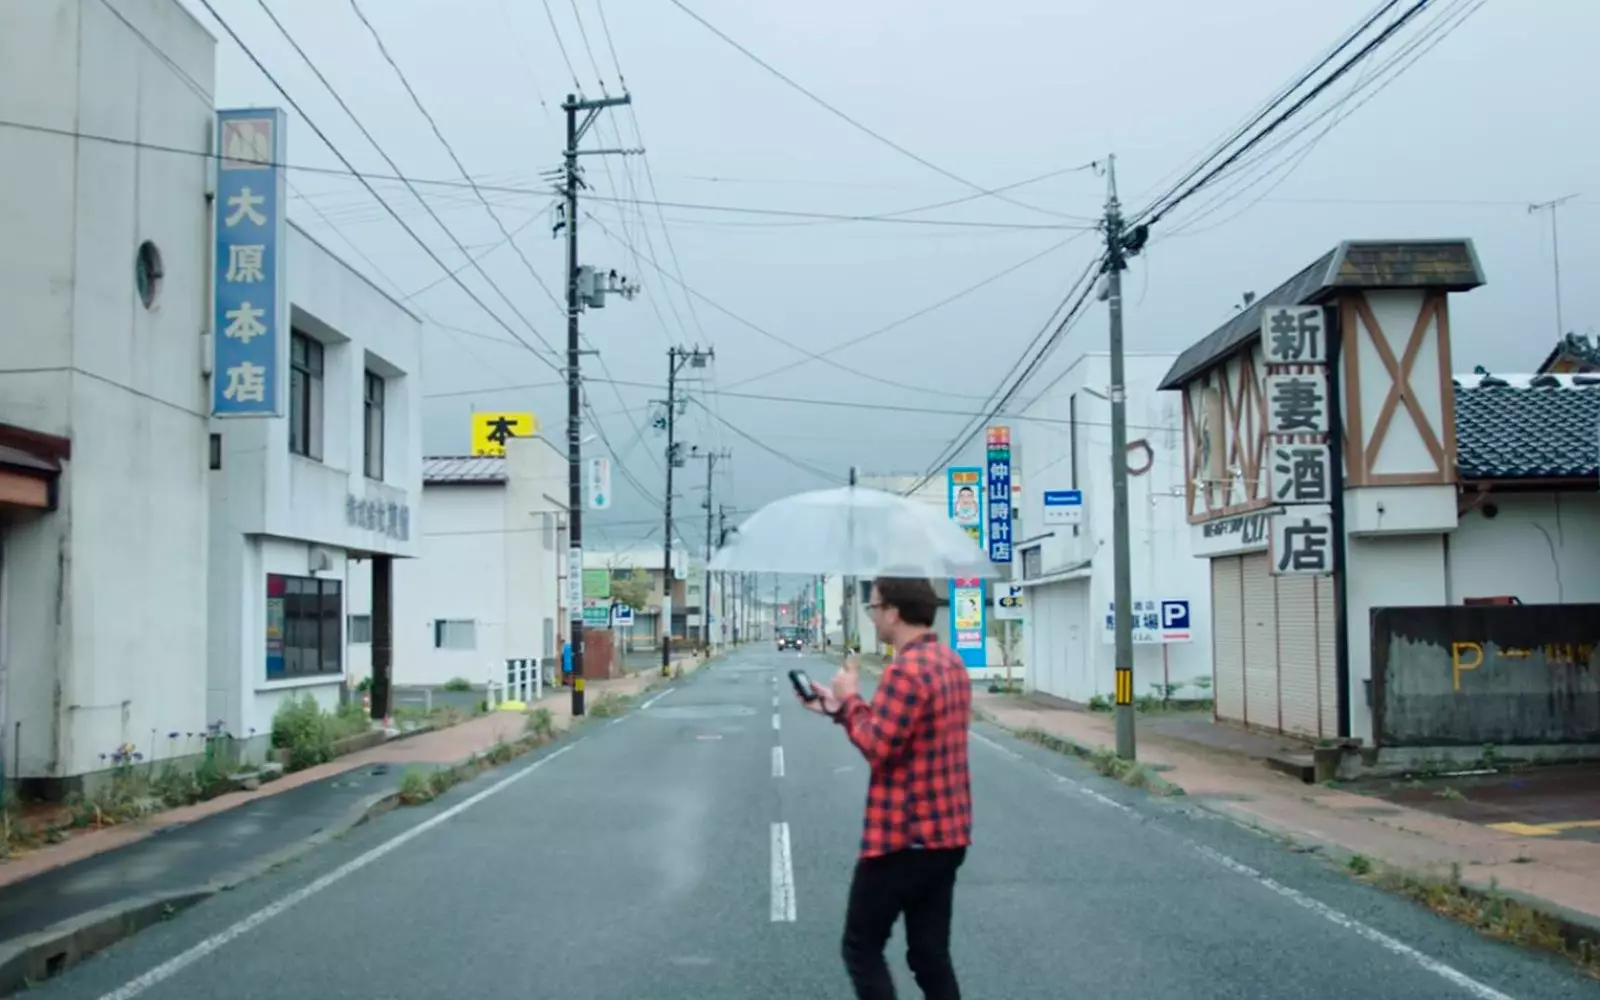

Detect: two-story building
[1012, 352, 1212, 704]
[206, 212, 423, 752]
[1, 0, 217, 795]
[345, 438, 566, 689]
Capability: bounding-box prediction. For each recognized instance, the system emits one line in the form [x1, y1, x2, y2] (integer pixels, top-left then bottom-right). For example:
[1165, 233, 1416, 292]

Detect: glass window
[348, 614, 372, 644]
[363, 370, 385, 480]
[433, 620, 477, 651]
[266, 573, 343, 679]
[289, 331, 324, 460]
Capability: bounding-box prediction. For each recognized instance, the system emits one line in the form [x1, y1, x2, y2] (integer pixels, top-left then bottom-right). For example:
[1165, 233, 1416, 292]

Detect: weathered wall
[1372, 605, 1600, 746]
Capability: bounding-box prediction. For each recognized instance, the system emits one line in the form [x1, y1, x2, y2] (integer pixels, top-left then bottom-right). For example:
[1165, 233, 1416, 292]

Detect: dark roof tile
[1454, 382, 1600, 480]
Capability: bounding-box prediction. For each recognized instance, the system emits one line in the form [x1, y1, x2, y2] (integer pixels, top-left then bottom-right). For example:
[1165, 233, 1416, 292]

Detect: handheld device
[788, 668, 819, 703]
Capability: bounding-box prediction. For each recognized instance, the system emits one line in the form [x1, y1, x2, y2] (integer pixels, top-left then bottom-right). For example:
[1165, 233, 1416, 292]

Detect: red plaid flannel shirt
[835, 632, 972, 858]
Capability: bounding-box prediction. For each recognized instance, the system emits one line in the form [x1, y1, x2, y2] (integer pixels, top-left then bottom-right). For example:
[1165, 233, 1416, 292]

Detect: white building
[347, 439, 565, 689]
[1012, 352, 1213, 704]
[207, 223, 423, 750]
[0, 0, 217, 793]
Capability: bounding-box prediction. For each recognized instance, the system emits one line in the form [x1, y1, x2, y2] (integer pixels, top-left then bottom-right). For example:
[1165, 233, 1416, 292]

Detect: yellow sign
[471, 412, 538, 456]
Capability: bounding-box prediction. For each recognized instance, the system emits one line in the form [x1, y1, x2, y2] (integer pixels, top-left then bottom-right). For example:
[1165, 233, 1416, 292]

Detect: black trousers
[841, 847, 966, 1000]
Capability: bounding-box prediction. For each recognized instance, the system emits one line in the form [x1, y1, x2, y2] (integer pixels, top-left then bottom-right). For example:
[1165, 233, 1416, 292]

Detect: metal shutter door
[1211, 557, 1246, 725]
[1242, 551, 1279, 730]
[1316, 575, 1340, 737]
[1275, 574, 1321, 738]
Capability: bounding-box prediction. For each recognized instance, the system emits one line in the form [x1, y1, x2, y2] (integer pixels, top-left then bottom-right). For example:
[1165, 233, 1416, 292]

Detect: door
[1211, 556, 1245, 725]
[1241, 551, 1278, 729]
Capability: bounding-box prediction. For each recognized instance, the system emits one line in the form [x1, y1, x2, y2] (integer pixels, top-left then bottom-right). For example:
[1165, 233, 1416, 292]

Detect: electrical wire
[689, 399, 846, 485]
[195, 0, 562, 373]
[1135, 0, 1438, 229]
[664, 0, 1093, 223]
[346, 0, 566, 315]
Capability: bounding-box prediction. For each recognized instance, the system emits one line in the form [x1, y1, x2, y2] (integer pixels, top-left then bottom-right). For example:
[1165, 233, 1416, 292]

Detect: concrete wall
[1015, 352, 1212, 702]
[1447, 493, 1600, 605]
[347, 436, 563, 687]
[1373, 604, 1600, 746]
[0, 0, 216, 780]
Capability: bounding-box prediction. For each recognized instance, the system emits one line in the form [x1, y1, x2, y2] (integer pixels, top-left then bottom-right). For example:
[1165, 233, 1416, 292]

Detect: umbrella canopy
[709, 485, 1002, 578]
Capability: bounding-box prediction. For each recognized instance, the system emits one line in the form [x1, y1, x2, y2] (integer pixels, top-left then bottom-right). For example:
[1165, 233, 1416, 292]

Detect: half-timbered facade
[1160, 240, 1487, 745]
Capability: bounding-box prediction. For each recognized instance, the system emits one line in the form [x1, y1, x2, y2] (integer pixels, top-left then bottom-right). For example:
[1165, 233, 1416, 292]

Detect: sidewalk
[0, 664, 695, 993]
[973, 691, 1600, 943]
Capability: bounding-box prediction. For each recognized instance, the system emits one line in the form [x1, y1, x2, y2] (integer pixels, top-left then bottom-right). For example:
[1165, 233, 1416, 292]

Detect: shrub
[271, 695, 334, 771]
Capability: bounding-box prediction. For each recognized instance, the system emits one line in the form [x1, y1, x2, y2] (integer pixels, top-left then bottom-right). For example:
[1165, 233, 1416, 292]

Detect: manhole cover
[648, 704, 757, 720]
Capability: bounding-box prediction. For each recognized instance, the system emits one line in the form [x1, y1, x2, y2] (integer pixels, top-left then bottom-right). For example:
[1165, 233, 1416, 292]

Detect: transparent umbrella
[708, 485, 1001, 579]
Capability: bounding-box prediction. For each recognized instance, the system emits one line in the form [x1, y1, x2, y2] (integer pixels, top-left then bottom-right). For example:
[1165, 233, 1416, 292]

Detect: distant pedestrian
[799, 576, 971, 1000]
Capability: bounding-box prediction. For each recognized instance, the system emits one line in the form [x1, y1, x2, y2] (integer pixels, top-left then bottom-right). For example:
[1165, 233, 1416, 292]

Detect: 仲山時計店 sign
[985, 426, 1012, 563]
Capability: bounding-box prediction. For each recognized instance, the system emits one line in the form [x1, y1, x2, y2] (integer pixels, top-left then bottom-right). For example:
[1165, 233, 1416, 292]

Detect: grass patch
[1349, 859, 1600, 979]
[586, 693, 627, 718]
[271, 695, 371, 772]
[1015, 727, 1183, 796]
[442, 677, 475, 692]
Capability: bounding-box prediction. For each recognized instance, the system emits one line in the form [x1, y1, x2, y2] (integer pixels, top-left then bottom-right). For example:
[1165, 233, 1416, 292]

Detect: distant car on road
[777, 629, 804, 652]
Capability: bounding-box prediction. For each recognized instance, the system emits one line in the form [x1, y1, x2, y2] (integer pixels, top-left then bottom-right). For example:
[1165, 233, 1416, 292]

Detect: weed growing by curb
[1350, 858, 1599, 979]
[1015, 726, 1183, 796]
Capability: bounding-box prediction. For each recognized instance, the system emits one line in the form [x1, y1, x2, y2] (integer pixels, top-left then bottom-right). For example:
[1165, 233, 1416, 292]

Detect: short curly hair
[871, 577, 942, 628]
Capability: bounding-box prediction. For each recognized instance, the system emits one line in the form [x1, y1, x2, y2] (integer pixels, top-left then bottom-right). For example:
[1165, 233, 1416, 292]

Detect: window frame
[266, 573, 342, 680]
[289, 330, 324, 461]
[363, 369, 385, 481]
[433, 619, 477, 651]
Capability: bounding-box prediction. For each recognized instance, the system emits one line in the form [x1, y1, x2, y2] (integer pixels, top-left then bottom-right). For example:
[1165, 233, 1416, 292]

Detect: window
[348, 614, 372, 644]
[434, 619, 477, 651]
[265, 574, 342, 680]
[1021, 545, 1043, 581]
[289, 331, 324, 460]
[363, 370, 385, 480]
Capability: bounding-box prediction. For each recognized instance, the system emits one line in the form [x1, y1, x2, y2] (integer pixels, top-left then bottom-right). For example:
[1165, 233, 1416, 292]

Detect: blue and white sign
[611, 603, 634, 627]
[1102, 597, 1193, 644]
[1041, 489, 1084, 526]
[985, 426, 1013, 563]
[212, 109, 288, 418]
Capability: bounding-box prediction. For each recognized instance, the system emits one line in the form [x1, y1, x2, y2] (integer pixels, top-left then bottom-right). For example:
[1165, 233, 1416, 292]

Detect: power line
[689, 398, 846, 485]
[905, 254, 1104, 494]
[664, 0, 1090, 223]
[582, 211, 1003, 399]
[1136, 0, 1438, 230]
[346, 0, 566, 317]
[189, 0, 561, 374]
[720, 229, 1093, 392]
[580, 192, 1093, 230]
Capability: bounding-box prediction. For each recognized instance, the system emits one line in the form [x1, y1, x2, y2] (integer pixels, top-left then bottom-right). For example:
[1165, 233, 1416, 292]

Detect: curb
[0, 676, 687, 995]
[980, 713, 1186, 797]
[0, 785, 400, 997]
[976, 708, 1600, 974]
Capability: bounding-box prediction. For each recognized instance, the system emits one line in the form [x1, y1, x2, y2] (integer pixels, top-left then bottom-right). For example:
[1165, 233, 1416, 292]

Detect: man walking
[800, 576, 972, 1000]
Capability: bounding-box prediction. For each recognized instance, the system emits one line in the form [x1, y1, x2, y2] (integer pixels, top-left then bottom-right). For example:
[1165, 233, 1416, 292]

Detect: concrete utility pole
[562, 91, 636, 718]
[843, 466, 858, 652]
[1102, 153, 1146, 761]
[717, 504, 731, 645]
[659, 346, 714, 676]
[694, 446, 731, 649]
[1528, 193, 1580, 340]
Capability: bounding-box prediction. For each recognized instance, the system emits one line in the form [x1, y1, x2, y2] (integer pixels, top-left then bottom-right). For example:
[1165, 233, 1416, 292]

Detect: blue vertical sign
[947, 466, 987, 668]
[212, 109, 288, 417]
[985, 426, 1013, 562]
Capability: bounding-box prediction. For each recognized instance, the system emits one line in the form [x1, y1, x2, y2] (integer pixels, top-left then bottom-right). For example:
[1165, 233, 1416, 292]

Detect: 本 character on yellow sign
[471, 412, 538, 456]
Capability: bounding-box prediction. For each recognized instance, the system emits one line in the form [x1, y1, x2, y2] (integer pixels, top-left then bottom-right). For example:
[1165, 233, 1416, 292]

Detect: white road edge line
[640, 686, 676, 711]
[96, 743, 577, 1000]
[970, 728, 1516, 1000]
[772, 745, 785, 778]
[770, 821, 797, 922]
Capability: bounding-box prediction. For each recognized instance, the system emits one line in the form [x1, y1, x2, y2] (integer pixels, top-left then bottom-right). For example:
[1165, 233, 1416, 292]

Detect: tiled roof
[1537, 333, 1600, 374]
[1159, 239, 1486, 390]
[422, 455, 507, 484]
[1453, 373, 1600, 480]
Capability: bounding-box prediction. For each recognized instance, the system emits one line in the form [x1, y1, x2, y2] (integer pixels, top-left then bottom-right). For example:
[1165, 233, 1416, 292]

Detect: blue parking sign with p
[1160, 600, 1190, 631]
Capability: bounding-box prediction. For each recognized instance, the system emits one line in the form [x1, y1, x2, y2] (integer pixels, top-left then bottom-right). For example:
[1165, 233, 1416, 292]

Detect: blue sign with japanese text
[985, 426, 1013, 563]
[212, 108, 287, 417]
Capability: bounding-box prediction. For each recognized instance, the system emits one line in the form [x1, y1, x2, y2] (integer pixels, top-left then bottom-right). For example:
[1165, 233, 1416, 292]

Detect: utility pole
[717, 504, 731, 646]
[844, 466, 858, 652]
[561, 91, 637, 717]
[1102, 153, 1146, 761]
[659, 345, 714, 676]
[693, 446, 731, 649]
[1528, 193, 1580, 340]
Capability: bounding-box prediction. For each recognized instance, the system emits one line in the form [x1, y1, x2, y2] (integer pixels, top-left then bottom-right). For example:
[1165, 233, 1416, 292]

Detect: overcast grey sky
[182, 0, 1597, 552]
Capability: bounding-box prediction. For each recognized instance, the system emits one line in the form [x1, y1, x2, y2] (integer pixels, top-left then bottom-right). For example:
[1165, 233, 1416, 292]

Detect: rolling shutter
[1275, 574, 1321, 737]
[1211, 557, 1245, 725]
[1241, 552, 1278, 730]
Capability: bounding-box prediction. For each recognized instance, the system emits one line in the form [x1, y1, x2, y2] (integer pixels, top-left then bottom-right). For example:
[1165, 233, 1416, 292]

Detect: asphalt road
[29, 647, 1595, 999]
